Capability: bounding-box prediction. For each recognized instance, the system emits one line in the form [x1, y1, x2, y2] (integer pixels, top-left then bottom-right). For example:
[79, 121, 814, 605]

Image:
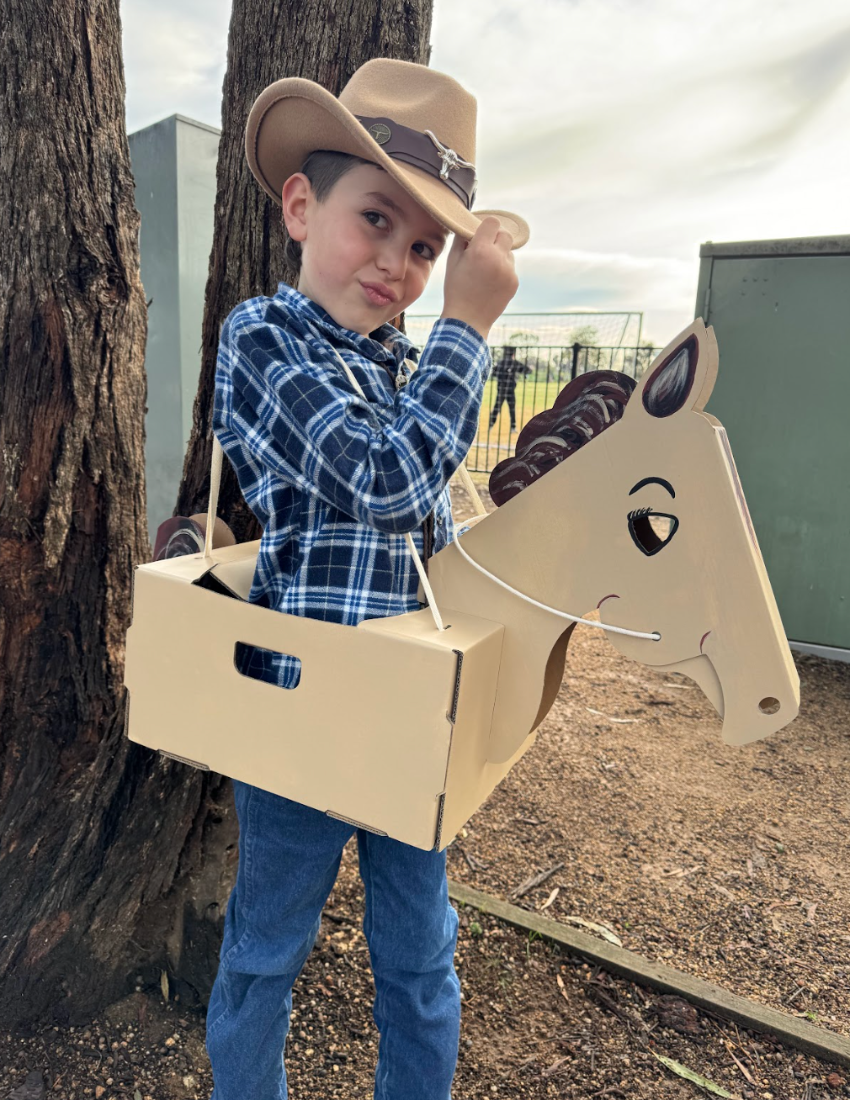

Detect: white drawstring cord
[452, 535, 661, 642]
[332, 347, 450, 631]
[403, 533, 445, 631]
[455, 462, 488, 516]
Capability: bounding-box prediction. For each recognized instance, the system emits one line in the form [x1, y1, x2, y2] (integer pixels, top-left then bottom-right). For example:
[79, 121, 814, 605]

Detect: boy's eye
[363, 210, 388, 229]
[363, 210, 437, 262]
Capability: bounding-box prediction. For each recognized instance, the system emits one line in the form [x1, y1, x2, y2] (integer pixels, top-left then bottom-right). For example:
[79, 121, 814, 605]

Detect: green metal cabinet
[695, 236, 850, 657]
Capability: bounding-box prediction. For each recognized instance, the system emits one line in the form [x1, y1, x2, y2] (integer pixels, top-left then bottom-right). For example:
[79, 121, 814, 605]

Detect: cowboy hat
[245, 58, 529, 249]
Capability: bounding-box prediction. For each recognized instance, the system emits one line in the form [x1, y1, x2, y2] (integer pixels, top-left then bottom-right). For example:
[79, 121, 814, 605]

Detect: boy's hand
[441, 216, 519, 343]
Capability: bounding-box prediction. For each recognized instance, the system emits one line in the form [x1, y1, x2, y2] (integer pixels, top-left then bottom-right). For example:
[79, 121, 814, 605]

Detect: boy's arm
[216, 309, 490, 534]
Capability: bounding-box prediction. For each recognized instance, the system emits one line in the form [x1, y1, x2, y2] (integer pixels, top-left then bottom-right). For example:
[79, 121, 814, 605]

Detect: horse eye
[628, 510, 679, 556]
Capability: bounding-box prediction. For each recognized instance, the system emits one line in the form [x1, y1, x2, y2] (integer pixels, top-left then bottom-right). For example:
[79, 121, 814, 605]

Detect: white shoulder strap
[331, 348, 447, 632]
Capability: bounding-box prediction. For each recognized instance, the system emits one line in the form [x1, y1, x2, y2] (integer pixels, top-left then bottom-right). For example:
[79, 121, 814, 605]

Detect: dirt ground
[2, 479, 849, 1100]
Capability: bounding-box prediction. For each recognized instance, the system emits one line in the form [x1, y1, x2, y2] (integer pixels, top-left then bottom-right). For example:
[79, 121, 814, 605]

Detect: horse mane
[488, 370, 637, 507]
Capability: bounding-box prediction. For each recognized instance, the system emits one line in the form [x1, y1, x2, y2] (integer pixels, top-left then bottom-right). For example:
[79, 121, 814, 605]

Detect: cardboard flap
[205, 556, 257, 601]
[136, 540, 262, 588]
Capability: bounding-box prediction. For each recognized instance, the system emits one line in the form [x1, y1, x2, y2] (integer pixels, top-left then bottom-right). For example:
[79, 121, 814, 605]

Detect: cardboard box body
[124, 540, 533, 851]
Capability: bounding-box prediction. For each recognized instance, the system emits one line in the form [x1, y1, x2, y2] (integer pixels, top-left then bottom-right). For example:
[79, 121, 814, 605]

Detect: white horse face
[591, 320, 799, 744]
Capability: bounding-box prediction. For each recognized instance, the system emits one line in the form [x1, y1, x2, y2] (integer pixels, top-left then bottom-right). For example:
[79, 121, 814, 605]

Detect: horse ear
[629, 318, 718, 420]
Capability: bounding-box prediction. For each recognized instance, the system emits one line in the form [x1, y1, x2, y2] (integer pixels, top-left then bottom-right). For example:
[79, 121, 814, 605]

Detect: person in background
[488, 344, 530, 433]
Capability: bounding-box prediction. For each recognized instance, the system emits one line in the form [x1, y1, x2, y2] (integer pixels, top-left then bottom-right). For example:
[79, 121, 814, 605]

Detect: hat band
[355, 115, 478, 210]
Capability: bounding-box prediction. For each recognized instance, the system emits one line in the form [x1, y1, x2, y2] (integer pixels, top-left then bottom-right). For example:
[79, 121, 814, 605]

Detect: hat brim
[246, 78, 530, 250]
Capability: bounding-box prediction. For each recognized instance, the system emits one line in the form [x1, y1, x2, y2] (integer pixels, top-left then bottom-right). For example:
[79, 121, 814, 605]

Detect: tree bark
[175, 0, 433, 524]
[0, 0, 154, 1030]
[0, 0, 433, 1034]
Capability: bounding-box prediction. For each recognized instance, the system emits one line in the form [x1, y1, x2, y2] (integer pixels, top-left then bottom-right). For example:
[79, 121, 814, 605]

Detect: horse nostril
[759, 697, 780, 715]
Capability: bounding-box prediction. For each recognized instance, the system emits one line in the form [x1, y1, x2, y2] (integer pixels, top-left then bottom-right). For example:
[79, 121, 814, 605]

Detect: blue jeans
[205, 779, 461, 1099]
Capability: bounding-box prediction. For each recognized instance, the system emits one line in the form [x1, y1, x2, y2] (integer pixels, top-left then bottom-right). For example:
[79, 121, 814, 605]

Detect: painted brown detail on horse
[489, 370, 637, 507]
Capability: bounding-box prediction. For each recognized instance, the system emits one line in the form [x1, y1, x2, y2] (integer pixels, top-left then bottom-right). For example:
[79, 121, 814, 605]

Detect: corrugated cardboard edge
[433, 649, 465, 850]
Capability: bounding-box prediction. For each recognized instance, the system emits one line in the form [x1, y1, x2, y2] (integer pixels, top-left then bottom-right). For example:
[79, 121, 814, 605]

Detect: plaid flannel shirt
[212, 282, 491, 688]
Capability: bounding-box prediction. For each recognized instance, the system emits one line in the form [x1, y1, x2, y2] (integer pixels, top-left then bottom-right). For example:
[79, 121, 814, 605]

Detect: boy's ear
[281, 172, 311, 243]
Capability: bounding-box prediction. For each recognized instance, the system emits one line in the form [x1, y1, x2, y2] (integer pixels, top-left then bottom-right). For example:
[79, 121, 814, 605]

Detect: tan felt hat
[245, 58, 530, 250]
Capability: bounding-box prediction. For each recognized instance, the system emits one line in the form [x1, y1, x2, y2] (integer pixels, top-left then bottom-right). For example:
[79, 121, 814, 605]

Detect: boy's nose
[376, 244, 408, 282]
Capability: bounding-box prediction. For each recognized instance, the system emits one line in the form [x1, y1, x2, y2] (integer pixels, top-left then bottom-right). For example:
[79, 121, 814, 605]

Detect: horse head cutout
[428, 318, 800, 763]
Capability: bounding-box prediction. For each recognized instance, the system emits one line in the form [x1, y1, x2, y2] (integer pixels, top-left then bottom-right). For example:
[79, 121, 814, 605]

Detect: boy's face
[282, 162, 449, 337]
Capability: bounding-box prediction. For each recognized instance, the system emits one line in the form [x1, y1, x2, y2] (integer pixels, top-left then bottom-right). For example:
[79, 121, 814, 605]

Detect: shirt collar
[273, 282, 417, 368]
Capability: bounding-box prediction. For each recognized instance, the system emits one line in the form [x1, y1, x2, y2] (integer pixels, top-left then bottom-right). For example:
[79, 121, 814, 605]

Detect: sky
[122, 0, 850, 345]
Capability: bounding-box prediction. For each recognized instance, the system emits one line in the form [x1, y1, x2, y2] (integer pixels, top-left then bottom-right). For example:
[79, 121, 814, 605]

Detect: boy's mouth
[361, 282, 397, 307]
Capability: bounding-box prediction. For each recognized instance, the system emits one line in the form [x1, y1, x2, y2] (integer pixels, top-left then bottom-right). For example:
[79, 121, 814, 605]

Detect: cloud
[123, 0, 231, 131]
[414, 244, 697, 344]
[122, 0, 850, 343]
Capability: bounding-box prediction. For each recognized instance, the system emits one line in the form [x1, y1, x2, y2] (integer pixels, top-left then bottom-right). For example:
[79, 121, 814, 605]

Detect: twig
[462, 846, 482, 872]
[725, 1042, 756, 1086]
[511, 862, 564, 899]
[542, 1056, 572, 1078]
[323, 909, 355, 925]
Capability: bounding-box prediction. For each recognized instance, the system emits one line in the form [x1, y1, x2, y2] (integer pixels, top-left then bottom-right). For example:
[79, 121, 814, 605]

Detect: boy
[206, 58, 528, 1100]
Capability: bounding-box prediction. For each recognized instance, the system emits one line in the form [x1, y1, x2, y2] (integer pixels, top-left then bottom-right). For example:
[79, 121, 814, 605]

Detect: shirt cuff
[426, 316, 492, 381]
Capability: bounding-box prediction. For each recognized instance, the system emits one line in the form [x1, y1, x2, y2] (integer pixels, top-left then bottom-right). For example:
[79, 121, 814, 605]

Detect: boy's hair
[282, 149, 372, 279]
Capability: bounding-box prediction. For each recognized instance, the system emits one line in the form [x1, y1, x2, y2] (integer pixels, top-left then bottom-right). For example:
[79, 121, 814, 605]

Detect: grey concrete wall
[176, 118, 219, 450]
[129, 115, 220, 545]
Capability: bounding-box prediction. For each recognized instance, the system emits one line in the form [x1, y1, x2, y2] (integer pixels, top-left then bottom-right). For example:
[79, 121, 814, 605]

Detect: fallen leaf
[160, 968, 169, 1002]
[561, 914, 623, 947]
[6, 1071, 45, 1100]
[539, 887, 560, 911]
[586, 707, 640, 724]
[651, 1052, 739, 1097]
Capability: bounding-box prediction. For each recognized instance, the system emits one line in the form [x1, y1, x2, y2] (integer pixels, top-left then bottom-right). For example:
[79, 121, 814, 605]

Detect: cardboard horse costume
[124, 319, 800, 850]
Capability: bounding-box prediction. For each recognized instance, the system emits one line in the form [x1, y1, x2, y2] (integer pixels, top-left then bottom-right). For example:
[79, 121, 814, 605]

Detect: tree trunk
[175, 0, 433, 524]
[0, 0, 153, 1030]
[0, 0, 433, 1034]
